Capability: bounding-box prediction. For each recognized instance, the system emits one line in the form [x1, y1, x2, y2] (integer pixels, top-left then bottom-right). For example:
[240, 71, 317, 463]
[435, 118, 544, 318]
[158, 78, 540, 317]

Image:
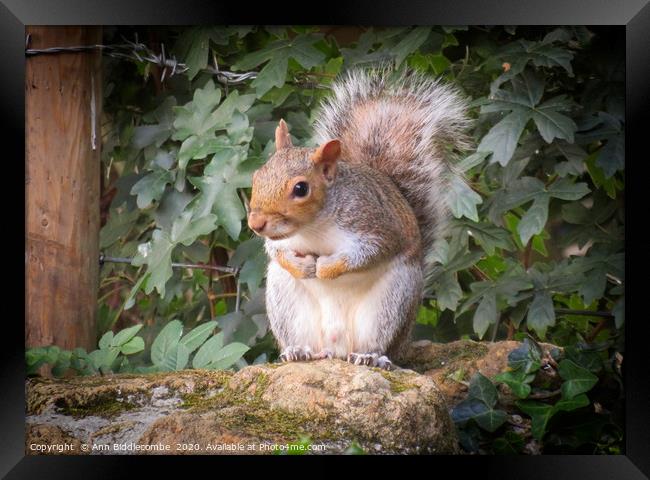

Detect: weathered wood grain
[26, 27, 102, 351]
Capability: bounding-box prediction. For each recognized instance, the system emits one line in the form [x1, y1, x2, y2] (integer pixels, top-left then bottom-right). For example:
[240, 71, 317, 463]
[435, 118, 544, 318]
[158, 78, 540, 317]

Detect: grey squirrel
[247, 66, 470, 369]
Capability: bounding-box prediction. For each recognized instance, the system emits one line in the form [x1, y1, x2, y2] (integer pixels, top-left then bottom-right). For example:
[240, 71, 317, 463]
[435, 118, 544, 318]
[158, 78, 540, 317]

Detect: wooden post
[26, 26, 102, 351]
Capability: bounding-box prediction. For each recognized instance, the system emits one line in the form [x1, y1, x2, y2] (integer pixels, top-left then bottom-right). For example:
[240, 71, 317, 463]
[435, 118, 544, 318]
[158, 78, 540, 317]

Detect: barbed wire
[25, 33, 258, 85]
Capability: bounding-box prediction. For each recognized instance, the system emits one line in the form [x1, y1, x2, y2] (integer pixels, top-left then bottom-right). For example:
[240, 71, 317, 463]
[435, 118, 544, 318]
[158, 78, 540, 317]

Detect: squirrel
[247, 66, 470, 370]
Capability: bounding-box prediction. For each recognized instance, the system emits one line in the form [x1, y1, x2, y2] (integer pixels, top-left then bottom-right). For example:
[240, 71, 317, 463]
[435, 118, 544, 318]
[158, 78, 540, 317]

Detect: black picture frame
[3, 1, 648, 477]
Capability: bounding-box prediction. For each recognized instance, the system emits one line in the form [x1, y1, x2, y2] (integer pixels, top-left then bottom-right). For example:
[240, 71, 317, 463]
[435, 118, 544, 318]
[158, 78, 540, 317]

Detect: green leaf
[120, 336, 145, 355]
[448, 177, 483, 222]
[458, 151, 490, 172]
[159, 343, 190, 371]
[206, 342, 250, 370]
[478, 110, 530, 166]
[596, 134, 624, 178]
[151, 320, 183, 366]
[233, 34, 325, 97]
[170, 211, 218, 246]
[517, 195, 549, 245]
[98, 331, 113, 350]
[554, 393, 590, 412]
[507, 337, 542, 374]
[174, 28, 213, 80]
[526, 292, 555, 339]
[613, 297, 625, 329]
[469, 373, 498, 407]
[192, 332, 224, 369]
[130, 170, 174, 208]
[462, 221, 514, 255]
[172, 80, 222, 140]
[558, 359, 598, 399]
[179, 320, 217, 353]
[473, 409, 508, 433]
[124, 274, 149, 310]
[391, 27, 431, 66]
[516, 400, 555, 440]
[133, 230, 174, 297]
[435, 272, 463, 311]
[493, 370, 533, 399]
[230, 238, 267, 293]
[473, 291, 497, 339]
[547, 178, 590, 201]
[100, 208, 140, 248]
[532, 108, 576, 143]
[451, 397, 489, 424]
[111, 324, 144, 347]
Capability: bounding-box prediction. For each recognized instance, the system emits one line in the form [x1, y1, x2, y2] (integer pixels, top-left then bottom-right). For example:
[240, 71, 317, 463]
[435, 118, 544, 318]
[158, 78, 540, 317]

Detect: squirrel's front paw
[316, 255, 349, 280]
[278, 251, 317, 279]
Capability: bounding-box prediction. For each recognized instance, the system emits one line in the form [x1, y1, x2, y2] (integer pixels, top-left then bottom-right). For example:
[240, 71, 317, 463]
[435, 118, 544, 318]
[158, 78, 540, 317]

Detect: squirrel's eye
[292, 181, 309, 198]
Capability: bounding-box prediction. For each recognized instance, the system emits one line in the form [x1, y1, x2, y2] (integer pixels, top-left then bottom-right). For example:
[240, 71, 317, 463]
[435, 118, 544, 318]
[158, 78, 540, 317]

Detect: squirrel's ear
[274, 119, 293, 150]
[311, 140, 341, 183]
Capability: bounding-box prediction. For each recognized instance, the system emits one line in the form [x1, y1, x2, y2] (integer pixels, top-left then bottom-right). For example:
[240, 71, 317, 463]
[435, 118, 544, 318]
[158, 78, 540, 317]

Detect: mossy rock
[26, 360, 457, 455]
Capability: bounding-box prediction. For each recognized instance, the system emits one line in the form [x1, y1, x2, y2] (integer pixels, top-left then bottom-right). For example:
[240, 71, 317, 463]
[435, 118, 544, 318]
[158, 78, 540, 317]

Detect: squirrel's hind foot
[347, 352, 393, 370]
[279, 346, 334, 362]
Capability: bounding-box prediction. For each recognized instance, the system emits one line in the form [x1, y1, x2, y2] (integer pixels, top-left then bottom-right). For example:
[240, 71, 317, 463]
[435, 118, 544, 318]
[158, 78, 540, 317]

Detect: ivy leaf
[473, 291, 497, 339]
[469, 373, 499, 408]
[558, 359, 599, 399]
[516, 400, 555, 440]
[507, 337, 543, 374]
[232, 34, 326, 97]
[517, 195, 549, 245]
[473, 409, 508, 433]
[526, 291, 555, 339]
[451, 397, 490, 424]
[448, 177, 483, 222]
[493, 370, 533, 399]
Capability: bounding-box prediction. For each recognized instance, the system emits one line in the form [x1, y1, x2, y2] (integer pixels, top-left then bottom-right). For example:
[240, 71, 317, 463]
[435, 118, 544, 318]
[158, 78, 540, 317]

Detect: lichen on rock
[25, 340, 558, 455]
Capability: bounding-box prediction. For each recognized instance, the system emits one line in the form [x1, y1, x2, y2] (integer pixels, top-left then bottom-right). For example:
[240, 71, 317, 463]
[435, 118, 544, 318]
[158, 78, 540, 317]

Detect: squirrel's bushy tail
[313, 66, 471, 270]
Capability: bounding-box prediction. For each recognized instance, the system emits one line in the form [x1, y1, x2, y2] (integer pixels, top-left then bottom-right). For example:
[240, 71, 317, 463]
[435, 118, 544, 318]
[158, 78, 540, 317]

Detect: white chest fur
[267, 223, 392, 357]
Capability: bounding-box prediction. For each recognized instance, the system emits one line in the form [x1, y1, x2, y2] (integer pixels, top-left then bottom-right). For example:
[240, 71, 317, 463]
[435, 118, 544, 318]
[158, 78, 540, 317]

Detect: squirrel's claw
[279, 345, 313, 362]
[347, 352, 393, 370]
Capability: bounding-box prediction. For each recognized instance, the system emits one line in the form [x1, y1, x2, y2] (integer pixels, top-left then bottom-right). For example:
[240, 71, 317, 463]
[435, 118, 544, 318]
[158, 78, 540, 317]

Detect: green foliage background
[27, 26, 625, 454]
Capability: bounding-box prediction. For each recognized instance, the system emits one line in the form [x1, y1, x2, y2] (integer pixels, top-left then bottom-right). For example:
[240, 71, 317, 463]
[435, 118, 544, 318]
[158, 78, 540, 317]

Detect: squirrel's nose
[248, 213, 267, 234]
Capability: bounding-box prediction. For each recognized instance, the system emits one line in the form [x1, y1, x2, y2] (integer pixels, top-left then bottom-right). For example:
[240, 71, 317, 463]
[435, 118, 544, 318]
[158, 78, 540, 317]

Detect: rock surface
[25, 340, 557, 455]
